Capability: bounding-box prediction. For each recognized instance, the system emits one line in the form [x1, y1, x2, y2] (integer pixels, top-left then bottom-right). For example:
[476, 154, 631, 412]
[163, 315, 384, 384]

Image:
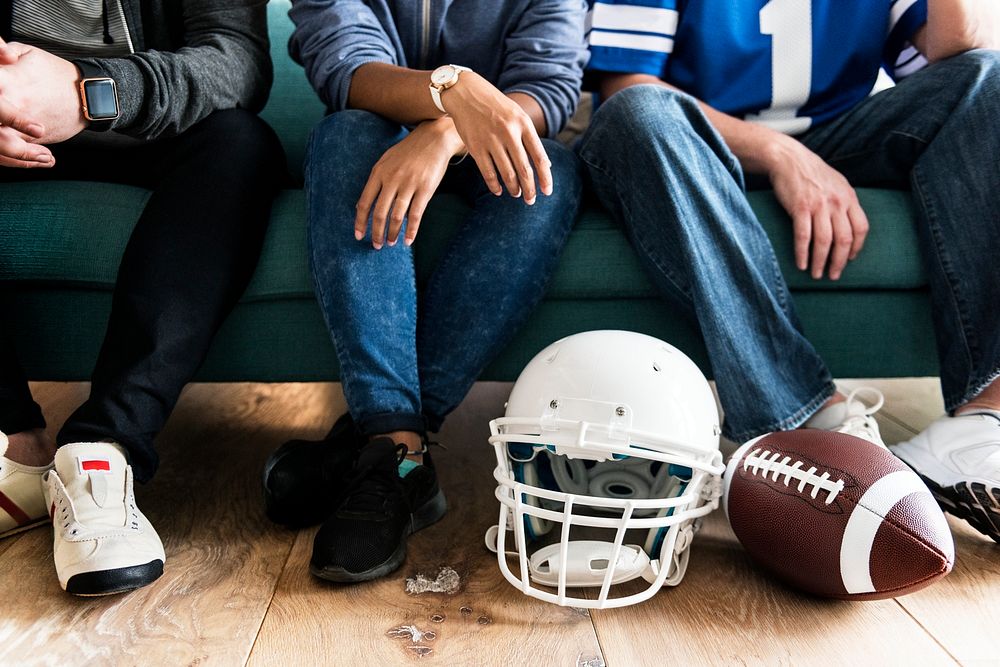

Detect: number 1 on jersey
[746, 0, 813, 134]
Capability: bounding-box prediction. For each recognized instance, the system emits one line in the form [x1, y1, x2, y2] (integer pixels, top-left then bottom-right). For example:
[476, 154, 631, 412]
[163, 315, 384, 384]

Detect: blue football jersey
[587, 0, 927, 133]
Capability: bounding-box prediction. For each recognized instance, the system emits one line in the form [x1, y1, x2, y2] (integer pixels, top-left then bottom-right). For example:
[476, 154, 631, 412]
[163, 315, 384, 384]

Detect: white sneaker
[806, 387, 886, 448]
[43, 442, 165, 595]
[892, 411, 1000, 542]
[0, 430, 52, 538]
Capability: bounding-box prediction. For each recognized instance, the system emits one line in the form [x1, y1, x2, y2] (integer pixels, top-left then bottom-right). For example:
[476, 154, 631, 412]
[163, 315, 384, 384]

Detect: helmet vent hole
[590, 559, 610, 571]
[608, 484, 633, 497]
[652, 363, 661, 372]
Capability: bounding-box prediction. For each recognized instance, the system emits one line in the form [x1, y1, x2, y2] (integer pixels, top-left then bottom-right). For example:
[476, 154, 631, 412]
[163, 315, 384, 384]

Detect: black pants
[0, 109, 283, 482]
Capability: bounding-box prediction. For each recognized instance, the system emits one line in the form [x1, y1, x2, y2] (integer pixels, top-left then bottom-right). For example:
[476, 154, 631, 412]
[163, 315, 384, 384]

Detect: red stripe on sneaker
[0, 490, 31, 526]
[81, 460, 111, 472]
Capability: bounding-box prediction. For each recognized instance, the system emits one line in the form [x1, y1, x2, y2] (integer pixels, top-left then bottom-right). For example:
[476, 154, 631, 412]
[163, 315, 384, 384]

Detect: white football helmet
[486, 330, 724, 608]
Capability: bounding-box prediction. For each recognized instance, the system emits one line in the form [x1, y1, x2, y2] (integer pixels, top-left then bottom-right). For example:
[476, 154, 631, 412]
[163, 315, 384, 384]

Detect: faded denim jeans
[578, 50, 1000, 442]
[306, 110, 581, 436]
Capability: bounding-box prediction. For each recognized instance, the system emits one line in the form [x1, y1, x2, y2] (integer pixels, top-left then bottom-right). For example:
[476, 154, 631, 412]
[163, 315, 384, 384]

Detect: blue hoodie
[289, 0, 589, 138]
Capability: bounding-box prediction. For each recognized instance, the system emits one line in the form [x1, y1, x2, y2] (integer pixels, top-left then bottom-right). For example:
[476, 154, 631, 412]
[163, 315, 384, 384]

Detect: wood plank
[248, 382, 605, 666]
[0, 382, 330, 666]
[893, 516, 1000, 666]
[587, 510, 958, 666]
[836, 380, 1000, 664]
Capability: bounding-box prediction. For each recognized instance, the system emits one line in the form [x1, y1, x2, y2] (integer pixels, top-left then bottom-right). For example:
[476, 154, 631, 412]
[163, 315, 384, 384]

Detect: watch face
[431, 65, 457, 86]
[83, 79, 119, 120]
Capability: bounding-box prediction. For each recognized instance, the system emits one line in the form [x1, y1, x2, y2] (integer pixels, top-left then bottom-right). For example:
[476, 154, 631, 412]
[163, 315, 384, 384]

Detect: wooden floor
[2, 379, 997, 666]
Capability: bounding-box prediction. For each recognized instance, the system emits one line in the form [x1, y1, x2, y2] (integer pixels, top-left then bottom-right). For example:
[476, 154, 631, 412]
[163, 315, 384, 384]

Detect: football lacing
[743, 448, 845, 505]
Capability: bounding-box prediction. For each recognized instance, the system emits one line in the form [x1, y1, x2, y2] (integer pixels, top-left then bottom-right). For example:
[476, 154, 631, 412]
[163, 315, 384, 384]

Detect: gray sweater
[289, 0, 589, 138]
[1, 1, 272, 140]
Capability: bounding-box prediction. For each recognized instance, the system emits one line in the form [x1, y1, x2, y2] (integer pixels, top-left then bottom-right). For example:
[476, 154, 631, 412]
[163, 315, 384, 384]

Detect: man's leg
[577, 85, 836, 443]
[416, 141, 581, 429]
[0, 326, 53, 537]
[53, 110, 283, 483]
[800, 50, 1000, 412]
[0, 325, 47, 440]
[798, 50, 1000, 539]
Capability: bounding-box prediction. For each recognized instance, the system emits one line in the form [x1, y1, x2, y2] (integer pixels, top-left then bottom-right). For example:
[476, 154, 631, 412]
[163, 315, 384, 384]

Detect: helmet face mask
[486, 331, 725, 609]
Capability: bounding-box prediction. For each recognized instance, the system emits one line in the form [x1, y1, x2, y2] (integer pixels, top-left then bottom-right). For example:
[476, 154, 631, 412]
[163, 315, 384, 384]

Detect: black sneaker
[263, 412, 365, 528]
[310, 437, 447, 582]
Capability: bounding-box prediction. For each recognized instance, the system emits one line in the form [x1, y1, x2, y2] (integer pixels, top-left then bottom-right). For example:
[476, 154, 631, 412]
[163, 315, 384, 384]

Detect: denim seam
[911, 161, 979, 404]
[723, 380, 837, 443]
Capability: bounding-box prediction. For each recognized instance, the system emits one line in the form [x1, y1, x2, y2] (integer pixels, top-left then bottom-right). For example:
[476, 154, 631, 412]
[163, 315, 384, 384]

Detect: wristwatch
[74, 61, 119, 131]
[429, 64, 471, 114]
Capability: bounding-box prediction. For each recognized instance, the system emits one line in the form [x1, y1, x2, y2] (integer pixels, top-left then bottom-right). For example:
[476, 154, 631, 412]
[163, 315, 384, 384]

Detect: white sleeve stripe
[592, 3, 679, 37]
[888, 0, 920, 33]
[589, 30, 675, 54]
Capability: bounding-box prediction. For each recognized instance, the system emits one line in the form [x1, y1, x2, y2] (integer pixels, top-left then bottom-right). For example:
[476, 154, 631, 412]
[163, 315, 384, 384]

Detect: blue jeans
[307, 110, 581, 436]
[578, 50, 1000, 442]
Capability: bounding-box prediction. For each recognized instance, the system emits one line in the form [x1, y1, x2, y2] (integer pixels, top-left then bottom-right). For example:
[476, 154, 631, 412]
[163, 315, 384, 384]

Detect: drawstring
[101, 0, 113, 44]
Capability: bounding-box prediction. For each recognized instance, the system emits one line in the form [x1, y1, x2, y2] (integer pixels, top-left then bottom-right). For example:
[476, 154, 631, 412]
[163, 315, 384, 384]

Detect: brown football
[723, 429, 954, 600]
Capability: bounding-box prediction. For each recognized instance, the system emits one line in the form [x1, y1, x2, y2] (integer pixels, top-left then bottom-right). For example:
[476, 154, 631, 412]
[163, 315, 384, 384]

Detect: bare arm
[600, 73, 869, 281]
[346, 63, 444, 124]
[912, 0, 1000, 62]
[348, 62, 551, 205]
[347, 64, 548, 137]
[349, 73, 555, 250]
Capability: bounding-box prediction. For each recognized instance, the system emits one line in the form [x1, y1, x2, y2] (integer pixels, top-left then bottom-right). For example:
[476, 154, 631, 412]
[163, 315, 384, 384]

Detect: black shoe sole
[263, 439, 340, 529]
[65, 559, 164, 596]
[310, 488, 448, 583]
[261, 440, 310, 527]
[917, 472, 1000, 543]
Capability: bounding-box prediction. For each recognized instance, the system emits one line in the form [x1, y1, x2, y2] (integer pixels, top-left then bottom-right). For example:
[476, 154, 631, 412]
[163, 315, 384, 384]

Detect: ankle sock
[804, 401, 849, 430]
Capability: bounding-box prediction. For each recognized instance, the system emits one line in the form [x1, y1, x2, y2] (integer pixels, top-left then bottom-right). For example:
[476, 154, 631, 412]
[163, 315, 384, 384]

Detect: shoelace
[835, 387, 885, 442]
[338, 444, 409, 512]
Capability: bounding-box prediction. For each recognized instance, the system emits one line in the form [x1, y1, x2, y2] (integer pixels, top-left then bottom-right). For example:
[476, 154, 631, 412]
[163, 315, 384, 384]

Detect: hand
[355, 116, 464, 249]
[0, 39, 54, 168]
[441, 71, 552, 204]
[0, 39, 86, 147]
[766, 136, 869, 280]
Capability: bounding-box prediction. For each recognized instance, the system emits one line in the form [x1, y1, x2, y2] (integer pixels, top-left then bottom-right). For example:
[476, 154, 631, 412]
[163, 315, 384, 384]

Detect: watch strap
[430, 84, 447, 113]
[74, 60, 116, 131]
[74, 60, 107, 80]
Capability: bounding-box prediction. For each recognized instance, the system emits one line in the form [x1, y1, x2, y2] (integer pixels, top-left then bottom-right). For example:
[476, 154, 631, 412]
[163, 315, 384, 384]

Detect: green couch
[0, 1, 937, 384]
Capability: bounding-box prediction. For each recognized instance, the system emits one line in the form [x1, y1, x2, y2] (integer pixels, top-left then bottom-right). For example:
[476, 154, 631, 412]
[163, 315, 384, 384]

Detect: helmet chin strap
[484, 521, 697, 589]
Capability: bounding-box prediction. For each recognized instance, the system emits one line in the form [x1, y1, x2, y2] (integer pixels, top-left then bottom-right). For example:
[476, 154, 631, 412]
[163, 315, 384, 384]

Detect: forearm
[347, 63, 443, 124]
[914, 0, 1000, 61]
[599, 73, 789, 175]
[84, 1, 270, 139]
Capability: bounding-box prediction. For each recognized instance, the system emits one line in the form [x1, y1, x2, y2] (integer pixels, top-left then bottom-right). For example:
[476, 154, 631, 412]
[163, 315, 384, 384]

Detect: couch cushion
[0, 182, 927, 298]
[260, 0, 326, 183]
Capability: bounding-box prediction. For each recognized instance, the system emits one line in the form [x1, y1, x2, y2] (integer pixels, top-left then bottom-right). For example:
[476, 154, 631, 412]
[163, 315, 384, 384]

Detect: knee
[307, 110, 401, 165]
[582, 85, 717, 164]
[946, 48, 1000, 76]
[936, 49, 1000, 104]
[195, 109, 284, 170]
[597, 85, 703, 139]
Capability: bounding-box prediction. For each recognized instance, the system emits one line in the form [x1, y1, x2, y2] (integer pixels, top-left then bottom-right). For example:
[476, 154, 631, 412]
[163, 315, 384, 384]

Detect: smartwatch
[74, 61, 119, 131]
[429, 64, 471, 114]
